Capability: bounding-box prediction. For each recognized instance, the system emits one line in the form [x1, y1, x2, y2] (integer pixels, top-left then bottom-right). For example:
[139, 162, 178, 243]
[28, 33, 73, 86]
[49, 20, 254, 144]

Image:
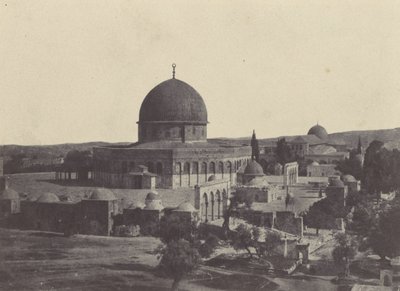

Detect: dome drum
[138, 122, 207, 143]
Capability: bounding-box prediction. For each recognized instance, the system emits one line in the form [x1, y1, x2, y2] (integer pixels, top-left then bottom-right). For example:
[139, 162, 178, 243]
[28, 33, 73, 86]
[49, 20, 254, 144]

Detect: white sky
[1, 0, 400, 145]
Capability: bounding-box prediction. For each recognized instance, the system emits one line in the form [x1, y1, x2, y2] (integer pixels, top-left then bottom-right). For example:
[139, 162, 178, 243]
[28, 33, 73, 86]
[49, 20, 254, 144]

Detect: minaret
[251, 130, 260, 162]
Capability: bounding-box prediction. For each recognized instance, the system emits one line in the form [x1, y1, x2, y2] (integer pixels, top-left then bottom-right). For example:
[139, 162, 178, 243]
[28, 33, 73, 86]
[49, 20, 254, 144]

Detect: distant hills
[1, 127, 400, 164]
[211, 127, 400, 150]
[0, 142, 130, 161]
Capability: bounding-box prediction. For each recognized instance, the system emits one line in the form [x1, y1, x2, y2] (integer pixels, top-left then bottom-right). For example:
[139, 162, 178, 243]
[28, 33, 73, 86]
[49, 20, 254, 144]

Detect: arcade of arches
[195, 179, 230, 222]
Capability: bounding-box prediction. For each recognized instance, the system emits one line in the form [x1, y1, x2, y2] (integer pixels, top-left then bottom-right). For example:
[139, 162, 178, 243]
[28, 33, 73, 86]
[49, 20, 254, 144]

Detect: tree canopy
[158, 239, 201, 291]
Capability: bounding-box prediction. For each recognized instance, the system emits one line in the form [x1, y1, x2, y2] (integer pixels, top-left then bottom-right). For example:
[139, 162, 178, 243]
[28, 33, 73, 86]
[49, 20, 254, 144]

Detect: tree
[222, 196, 239, 237]
[276, 138, 295, 165]
[231, 224, 255, 258]
[335, 152, 363, 181]
[332, 233, 358, 278]
[367, 201, 400, 260]
[304, 198, 344, 235]
[158, 239, 201, 291]
[262, 231, 281, 257]
[251, 130, 260, 162]
[198, 234, 220, 258]
[362, 140, 392, 196]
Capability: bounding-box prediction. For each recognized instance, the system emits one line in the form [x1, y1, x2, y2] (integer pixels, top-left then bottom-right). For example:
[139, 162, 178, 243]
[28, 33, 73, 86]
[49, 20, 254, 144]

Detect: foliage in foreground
[158, 239, 201, 291]
[332, 233, 358, 278]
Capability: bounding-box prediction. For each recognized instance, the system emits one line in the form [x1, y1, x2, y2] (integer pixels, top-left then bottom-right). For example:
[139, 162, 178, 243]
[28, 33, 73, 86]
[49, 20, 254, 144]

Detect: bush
[199, 234, 220, 258]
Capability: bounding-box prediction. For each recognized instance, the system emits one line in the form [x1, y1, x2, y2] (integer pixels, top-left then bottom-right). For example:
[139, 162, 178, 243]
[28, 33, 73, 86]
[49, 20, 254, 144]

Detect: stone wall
[306, 164, 338, 177]
[195, 178, 231, 222]
[93, 145, 251, 189]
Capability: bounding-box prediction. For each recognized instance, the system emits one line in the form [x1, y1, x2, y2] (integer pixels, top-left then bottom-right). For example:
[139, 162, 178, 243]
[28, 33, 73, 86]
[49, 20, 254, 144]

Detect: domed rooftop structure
[89, 189, 116, 201]
[244, 160, 264, 176]
[137, 67, 209, 143]
[329, 179, 345, 187]
[36, 192, 60, 203]
[311, 161, 319, 166]
[139, 79, 207, 124]
[145, 191, 159, 201]
[342, 175, 357, 183]
[0, 188, 19, 200]
[246, 176, 269, 187]
[307, 124, 328, 140]
[208, 175, 216, 182]
[175, 201, 196, 212]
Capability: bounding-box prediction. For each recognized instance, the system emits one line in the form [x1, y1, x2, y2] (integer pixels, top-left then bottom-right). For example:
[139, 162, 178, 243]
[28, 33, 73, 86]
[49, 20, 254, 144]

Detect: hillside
[0, 142, 130, 160]
[1, 127, 400, 166]
[211, 127, 400, 150]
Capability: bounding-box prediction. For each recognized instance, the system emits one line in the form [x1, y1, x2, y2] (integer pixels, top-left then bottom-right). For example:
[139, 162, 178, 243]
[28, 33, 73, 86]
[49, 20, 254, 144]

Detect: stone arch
[156, 162, 163, 175]
[216, 190, 222, 219]
[210, 192, 215, 221]
[201, 162, 207, 183]
[222, 188, 228, 215]
[184, 162, 190, 187]
[383, 275, 391, 287]
[202, 193, 209, 222]
[177, 162, 182, 187]
[147, 161, 155, 173]
[226, 161, 232, 182]
[192, 162, 199, 185]
[209, 162, 216, 176]
[218, 161, 224, 178]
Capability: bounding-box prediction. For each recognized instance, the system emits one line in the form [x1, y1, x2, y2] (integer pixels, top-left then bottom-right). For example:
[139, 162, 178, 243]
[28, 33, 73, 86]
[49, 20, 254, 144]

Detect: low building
[325, 178, 348, 206]
[235, 176, 278, 203]
[307, 161, 339, 177]
[341, 174, 361, 194]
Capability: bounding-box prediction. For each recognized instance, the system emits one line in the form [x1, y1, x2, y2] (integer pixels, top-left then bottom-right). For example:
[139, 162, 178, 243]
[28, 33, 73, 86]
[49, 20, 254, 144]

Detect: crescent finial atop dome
[172, 63, 176, 79]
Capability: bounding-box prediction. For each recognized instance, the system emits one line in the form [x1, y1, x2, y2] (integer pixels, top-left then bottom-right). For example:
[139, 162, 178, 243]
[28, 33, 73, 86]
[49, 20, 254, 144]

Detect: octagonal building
[93, 68, 251, 189]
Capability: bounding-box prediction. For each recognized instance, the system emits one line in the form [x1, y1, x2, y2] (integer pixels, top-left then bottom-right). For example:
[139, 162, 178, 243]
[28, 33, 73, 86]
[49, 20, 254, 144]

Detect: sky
[1, 0, 400, 145]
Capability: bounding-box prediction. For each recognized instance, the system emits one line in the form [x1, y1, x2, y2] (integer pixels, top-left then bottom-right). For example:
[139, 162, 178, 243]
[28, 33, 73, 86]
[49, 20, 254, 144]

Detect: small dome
[208, 175, 217, 182]
[329, 179, 345, 187]
[36, 192, 60, 203]
[244, 160, 264, 176]
[127, 201, 145, 209]
[144, 200, 164, 211]
[342, 175, 357, 183]
[89, 189, 116, 201]
[311, 161, 319, 166]
[175, 201, 196, 212]
[0, 188, 19, 200]
[246, 176, 269, 187]
[307, 124, 328, 140]
[145, 191, 159, 201]
[139, 79, 208, 124]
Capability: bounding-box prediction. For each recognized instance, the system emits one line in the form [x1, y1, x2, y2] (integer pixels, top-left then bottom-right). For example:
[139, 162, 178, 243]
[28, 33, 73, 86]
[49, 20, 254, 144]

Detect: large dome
[36, 192, 60, 203]
[139, 79, 208, 124]
[307, 124, 328, 140]
[244, 160, 264, 176]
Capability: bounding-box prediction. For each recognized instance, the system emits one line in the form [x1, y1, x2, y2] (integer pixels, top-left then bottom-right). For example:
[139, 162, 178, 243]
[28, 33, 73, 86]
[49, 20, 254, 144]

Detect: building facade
[93, 69, 251, 189]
